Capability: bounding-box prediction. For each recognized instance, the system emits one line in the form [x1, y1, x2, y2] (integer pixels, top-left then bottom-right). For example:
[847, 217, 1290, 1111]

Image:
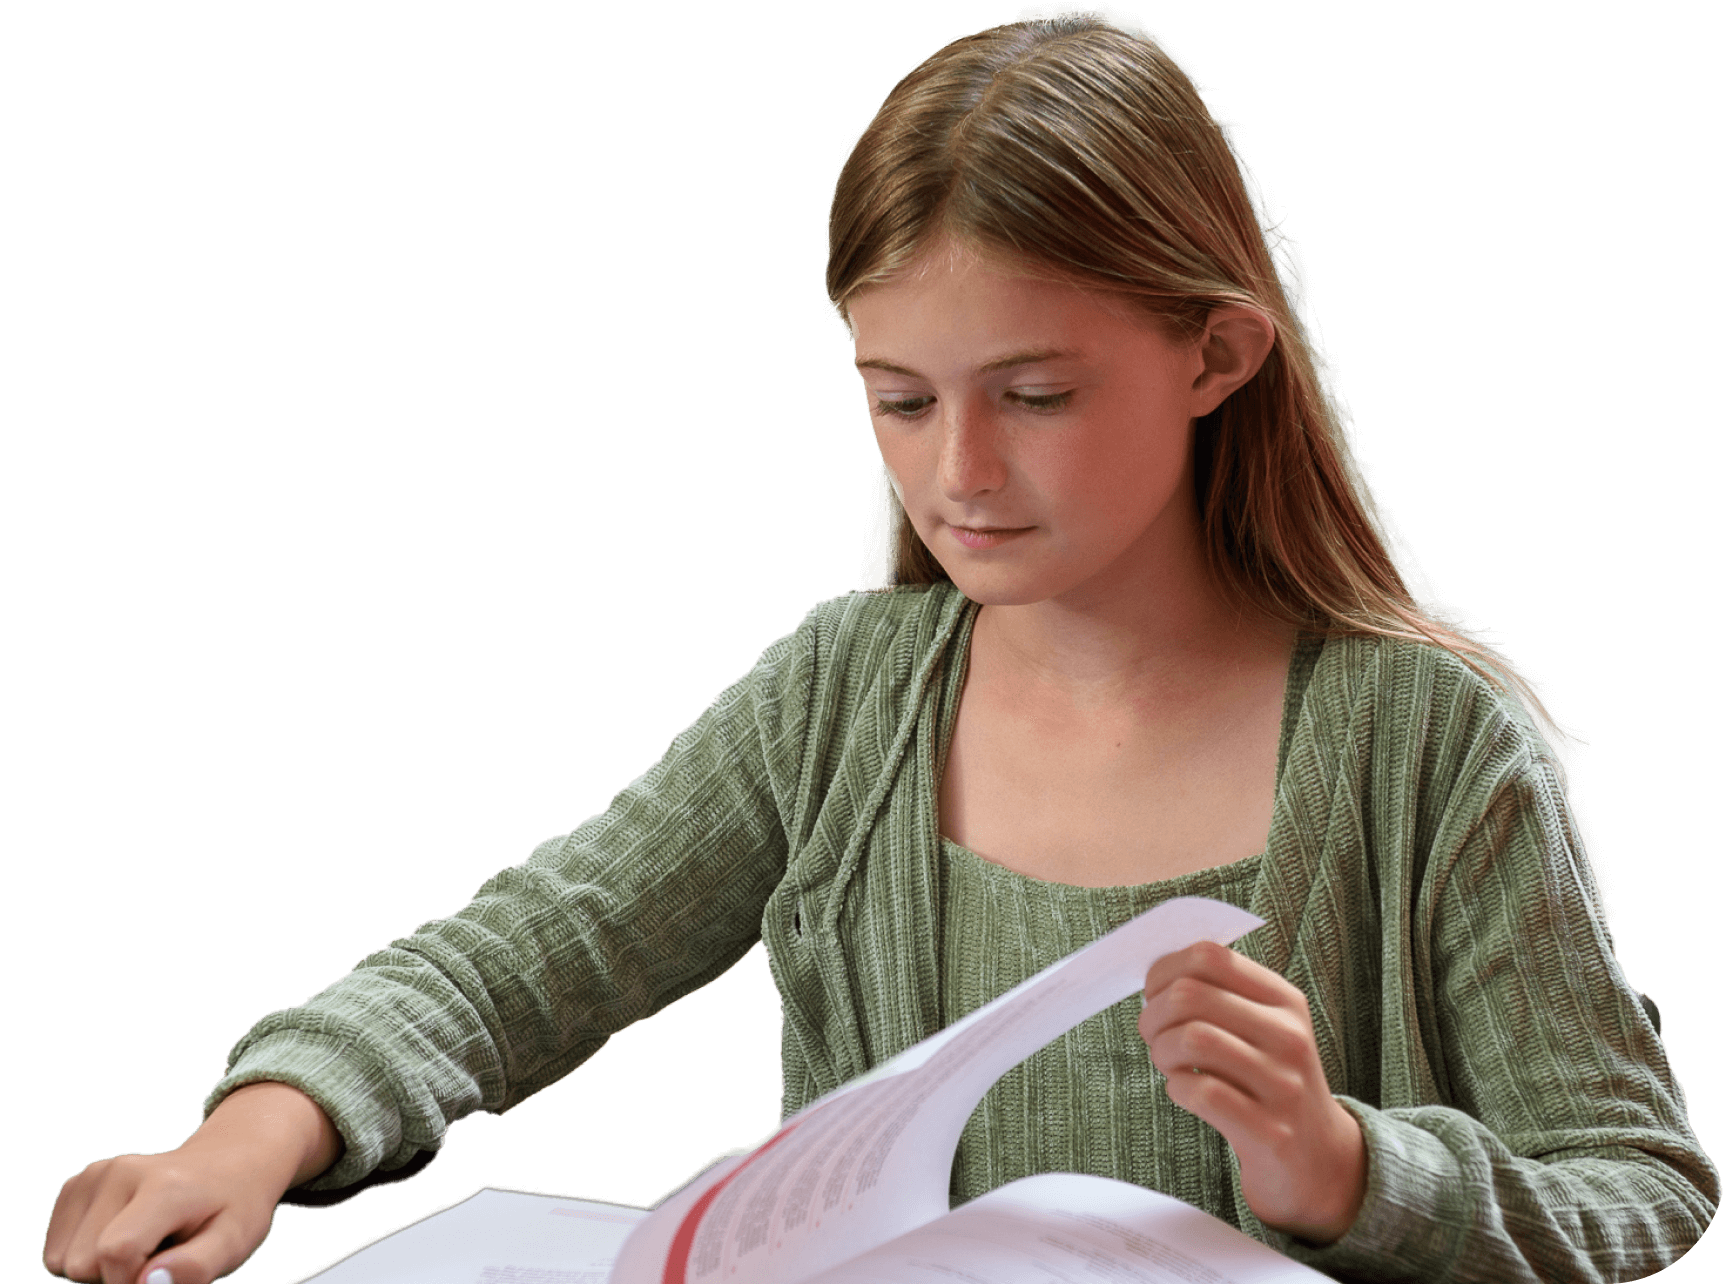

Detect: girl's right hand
[43, 1081, 343, 1284]
[44, 1149, 278, 1284]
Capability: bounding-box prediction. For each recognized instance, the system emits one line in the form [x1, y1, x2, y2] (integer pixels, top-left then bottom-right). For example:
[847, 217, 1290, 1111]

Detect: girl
[37, 13, 1716, 1284]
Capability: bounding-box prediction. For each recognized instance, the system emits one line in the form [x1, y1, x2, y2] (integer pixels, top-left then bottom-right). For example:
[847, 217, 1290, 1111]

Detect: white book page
[804, 1172, 1329, 1284]
[301, 1188, 646, 1284]
[609, 896, 1262, 1284]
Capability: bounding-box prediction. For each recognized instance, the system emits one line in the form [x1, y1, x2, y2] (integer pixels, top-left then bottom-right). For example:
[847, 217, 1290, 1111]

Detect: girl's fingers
[138, 1209, 263, 1284]
[1143, 940, 1300, 1010]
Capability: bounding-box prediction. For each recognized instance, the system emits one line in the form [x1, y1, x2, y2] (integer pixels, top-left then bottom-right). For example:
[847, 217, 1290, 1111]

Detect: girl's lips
[952, 524, 1028, 548]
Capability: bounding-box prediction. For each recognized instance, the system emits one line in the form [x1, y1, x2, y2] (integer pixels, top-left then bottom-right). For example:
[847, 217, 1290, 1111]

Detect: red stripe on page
[661, 1124, 799, 1284]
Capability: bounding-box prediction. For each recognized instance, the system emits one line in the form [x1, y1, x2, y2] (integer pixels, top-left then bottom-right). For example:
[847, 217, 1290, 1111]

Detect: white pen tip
[145, 1269, 174, 1284]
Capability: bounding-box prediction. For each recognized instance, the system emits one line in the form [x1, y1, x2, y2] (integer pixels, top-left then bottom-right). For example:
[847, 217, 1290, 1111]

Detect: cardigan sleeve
[204, 615, 815, 1195]
[1279, 752, 1718, 1282]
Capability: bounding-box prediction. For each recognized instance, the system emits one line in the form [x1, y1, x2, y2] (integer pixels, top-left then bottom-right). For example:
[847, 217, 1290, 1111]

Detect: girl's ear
[1190, 306, 1275, 416]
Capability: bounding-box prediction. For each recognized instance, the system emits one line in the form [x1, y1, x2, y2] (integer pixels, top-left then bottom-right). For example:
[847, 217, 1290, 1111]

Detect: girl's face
[848, 245, 1221, 610]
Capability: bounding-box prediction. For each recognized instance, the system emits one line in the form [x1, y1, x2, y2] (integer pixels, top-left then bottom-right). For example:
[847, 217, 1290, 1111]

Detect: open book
[305, 896, 1331, 1284]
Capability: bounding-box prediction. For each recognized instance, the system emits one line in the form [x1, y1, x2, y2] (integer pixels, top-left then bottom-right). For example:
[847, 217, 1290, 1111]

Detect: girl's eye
[869, 391, 1070, 421]
[1007, 389, 1074, 412]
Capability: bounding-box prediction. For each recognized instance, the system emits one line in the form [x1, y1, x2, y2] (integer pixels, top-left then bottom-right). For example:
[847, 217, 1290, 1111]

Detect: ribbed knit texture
[941, 838, 1261, 1210]
[210, 584, 1716, 1282]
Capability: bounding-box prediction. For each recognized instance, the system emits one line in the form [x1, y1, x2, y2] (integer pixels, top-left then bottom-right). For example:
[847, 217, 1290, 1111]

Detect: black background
[26, 5, 1712, 1277]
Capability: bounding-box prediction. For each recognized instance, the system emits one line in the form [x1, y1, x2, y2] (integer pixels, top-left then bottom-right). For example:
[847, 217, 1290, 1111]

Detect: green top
[940, 838, 1263, 1210]
[210, 584, 1717, 1282]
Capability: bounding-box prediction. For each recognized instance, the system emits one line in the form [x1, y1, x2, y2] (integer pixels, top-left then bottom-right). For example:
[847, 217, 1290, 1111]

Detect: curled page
[610, 895, 1263, 1284]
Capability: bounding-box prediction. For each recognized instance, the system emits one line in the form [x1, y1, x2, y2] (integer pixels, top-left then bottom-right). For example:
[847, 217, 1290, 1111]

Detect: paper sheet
[610, 896, 1263, 1284]
[298, 1188, 646, 1284]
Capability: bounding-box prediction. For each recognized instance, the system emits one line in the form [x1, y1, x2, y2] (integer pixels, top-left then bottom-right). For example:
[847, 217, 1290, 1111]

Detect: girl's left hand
[1138, 940, 1366, 1245]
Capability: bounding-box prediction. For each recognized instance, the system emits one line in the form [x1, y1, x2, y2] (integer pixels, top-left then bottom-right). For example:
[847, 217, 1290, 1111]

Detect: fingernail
[146, 1269, 174, 1284]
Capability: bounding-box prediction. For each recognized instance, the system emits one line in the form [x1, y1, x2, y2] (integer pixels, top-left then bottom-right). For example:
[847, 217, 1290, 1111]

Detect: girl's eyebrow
[854, 348, 1078, 378]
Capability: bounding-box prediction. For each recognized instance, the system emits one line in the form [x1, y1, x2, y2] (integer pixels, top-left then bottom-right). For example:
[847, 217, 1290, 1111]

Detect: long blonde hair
[828, 15, 1541, 713]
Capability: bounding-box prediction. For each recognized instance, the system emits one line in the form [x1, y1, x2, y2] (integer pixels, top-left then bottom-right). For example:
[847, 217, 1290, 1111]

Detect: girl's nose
[937, 398, 1008, 501]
